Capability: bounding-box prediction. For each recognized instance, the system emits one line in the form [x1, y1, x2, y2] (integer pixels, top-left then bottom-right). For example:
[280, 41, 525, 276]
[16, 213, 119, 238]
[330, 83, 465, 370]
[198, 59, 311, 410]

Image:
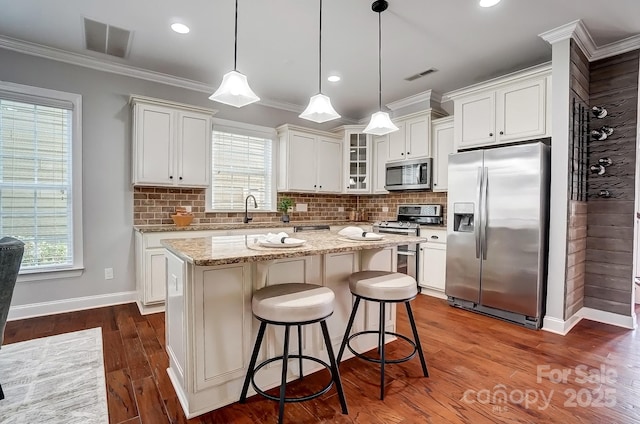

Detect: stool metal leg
[239, 321, 267, 403]
[405, 301, 429, 377]
[278, 325, 291, 424]
[379, 301, 386, 400]
[337, 296, 361, 363]
[297, 325, 303, 380]
[320, 320, 349, 414]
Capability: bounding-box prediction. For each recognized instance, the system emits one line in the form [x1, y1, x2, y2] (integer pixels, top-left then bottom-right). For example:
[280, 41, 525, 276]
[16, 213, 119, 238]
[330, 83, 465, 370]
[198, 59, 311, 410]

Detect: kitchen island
[161, 230, 425, 418]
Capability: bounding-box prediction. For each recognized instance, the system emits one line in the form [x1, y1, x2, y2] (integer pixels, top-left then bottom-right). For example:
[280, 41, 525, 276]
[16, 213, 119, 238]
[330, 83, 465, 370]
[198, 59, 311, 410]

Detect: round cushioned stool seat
[348, 271, 418, 301]
[252, 283, 335, 323]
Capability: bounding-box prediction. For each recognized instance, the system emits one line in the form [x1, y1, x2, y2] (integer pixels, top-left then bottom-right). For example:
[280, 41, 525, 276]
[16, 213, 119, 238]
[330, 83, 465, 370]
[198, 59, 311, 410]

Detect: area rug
[0, 327, 108, 424]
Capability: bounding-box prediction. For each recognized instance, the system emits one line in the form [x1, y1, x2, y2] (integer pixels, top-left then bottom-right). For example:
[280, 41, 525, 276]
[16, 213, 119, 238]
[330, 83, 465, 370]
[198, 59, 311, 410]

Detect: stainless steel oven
[372, 224, 419, 279]
[372, 204, 443, 282]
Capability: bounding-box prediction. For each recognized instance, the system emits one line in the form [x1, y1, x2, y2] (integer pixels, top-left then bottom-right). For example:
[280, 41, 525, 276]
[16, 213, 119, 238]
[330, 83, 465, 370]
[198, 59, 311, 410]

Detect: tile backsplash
[133, 187, 447, 226]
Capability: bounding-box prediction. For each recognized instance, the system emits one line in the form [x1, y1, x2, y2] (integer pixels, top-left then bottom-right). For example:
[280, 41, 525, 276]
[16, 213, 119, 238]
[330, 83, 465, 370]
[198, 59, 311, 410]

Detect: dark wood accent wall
[584, 50, 639, 316]
[564, 40, 590, 319]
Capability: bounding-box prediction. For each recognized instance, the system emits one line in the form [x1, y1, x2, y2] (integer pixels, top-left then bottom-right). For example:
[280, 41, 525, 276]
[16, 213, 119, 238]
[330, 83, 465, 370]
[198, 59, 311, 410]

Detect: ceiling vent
[83, 17, 132, 58]
[404, 68, 438, 82]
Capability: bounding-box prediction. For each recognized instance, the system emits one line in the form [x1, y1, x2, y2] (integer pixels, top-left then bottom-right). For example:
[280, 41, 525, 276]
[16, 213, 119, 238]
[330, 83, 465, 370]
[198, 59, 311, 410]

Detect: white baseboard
[419, 287, 448, 300]
[7, 291, 137, 321]
[579, 307, 637, 330]
[542, 313, 582, 335]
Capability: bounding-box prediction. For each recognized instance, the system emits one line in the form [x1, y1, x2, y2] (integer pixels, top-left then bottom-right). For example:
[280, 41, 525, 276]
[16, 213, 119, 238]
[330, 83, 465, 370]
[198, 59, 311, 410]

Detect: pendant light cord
[233, 0, 238, 70]
[318, 0, 323, 93]
[377, 10, 382, 110]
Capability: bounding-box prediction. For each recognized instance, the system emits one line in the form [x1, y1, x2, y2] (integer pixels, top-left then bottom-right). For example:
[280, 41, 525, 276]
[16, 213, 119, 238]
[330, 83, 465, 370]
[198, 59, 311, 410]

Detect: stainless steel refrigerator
[445, 142, 550, 329]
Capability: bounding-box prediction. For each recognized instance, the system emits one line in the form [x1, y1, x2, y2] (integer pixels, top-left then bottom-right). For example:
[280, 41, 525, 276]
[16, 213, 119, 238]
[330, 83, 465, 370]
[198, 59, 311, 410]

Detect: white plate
[346, 234, 384, 241]
[259, 240, 306, 248]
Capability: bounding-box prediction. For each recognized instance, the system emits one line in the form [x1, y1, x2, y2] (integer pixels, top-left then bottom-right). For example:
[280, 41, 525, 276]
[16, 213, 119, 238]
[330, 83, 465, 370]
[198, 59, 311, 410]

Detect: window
[0, 82, 83, 278]
[207, 119, 276, 212]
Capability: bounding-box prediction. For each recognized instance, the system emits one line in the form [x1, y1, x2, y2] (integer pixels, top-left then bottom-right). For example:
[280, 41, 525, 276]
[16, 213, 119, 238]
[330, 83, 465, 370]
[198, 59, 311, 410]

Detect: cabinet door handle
[314, 184, 317, 188]
[407, 151, 411, 155]
[431, 235, 439, 240]
[499, 131, 504, 135]
[489, 133, 493, 137]
[319, 185, 322, 189]
[169, 176, 173, 180]
[179, 176, 183, 180]
[401, 152, 404, 156]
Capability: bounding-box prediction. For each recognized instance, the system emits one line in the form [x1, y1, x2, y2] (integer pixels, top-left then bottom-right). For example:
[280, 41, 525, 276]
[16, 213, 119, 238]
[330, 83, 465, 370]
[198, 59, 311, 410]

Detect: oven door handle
[375, 228, 418, 235]
[397, 251, 416, 256]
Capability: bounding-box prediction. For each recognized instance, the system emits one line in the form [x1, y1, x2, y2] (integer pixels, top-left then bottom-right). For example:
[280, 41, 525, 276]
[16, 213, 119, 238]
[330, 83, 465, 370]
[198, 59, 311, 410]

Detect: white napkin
[338, 226, 380, 239]
[260, 232, 304, 244]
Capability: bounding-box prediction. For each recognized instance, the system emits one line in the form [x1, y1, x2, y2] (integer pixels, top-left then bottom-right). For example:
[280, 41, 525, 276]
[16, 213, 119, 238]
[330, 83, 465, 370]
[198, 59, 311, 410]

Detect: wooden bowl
[171, 214, 193, 227]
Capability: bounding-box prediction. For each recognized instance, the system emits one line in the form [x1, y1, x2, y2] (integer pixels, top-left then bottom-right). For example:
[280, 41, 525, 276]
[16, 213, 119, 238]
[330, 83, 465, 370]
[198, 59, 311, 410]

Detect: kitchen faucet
[244, 194, 258, 223]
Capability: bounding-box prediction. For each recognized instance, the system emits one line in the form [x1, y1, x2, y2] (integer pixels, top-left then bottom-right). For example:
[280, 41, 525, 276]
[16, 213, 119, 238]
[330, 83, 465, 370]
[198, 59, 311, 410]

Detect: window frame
[206, 118, 277, 213]
[0, 81, 83, 282]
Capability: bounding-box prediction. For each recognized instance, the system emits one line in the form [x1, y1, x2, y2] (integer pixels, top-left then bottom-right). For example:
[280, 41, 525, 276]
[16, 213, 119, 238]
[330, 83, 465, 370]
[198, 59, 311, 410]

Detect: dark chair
[0, 237, 25, 400]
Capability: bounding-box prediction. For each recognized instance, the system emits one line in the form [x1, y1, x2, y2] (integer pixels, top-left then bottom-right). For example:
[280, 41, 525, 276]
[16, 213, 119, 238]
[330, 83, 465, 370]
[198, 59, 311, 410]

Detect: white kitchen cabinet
[334, 126, 371, 194]
[388, 112, 431, 162]
[277, 124, 342, 193]
[131, 95, 216, 187]
[373, 135, 389, 194]
[419, 228, 447, 299]
[449, 66, 551, 151]
[134, 229, 226, 314]
[431, 116, 454, 192]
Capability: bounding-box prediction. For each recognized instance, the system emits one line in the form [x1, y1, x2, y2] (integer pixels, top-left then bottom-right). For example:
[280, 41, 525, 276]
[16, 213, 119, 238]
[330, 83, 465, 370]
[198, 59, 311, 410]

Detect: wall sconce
[598, 190, 611, 198]
[591, 126, 614, 140]
[591, 106, 608, 119]
[590, 157, 612, 175]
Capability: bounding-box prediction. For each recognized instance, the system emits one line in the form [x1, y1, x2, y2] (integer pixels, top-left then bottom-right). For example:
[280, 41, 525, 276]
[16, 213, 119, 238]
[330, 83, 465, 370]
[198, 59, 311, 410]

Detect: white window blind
[210, 130, 274, 211]
[0, 98, 74, 270]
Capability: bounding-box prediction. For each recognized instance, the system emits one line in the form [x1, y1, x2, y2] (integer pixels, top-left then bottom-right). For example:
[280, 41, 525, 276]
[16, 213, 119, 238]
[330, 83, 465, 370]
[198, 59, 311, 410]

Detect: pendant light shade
[209, 70, 259, 107]
[299, 0, 340, 123]
[363, 111, 398, 135]
[209, 0, 259, 107]
[299, 93, 340, 123]
[364, 0, 398, 136]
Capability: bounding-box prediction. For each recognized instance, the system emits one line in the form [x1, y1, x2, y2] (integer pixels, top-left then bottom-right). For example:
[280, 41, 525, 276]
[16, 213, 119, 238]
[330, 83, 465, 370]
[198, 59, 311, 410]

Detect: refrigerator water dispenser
[453, 202, 475, 232]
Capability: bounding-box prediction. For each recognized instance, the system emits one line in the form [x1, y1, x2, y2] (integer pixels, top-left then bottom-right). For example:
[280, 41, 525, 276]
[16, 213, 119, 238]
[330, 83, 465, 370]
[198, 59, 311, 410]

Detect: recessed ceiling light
[479, 0, 501, 7]
[327, 75, 341, 82]
[171, 23, 190, 34]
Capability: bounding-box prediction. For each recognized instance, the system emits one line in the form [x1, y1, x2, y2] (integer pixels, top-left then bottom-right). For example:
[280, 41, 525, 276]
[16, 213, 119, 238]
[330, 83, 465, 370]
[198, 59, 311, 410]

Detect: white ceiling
[0, 0, 639, 120]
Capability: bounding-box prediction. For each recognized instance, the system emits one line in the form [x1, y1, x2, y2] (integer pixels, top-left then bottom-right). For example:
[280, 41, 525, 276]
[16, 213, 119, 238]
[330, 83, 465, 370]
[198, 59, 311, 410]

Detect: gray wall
[0, 47, 323, 307]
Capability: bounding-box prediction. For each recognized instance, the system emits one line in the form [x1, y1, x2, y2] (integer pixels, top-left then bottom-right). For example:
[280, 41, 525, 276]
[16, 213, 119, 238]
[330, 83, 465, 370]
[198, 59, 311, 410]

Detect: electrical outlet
[296, 203, 308, 212]
[184, 206, 192, 212]
[338, 207, 345, 212]
[382, 206, 389, 212]
[104, 268, 114, 280]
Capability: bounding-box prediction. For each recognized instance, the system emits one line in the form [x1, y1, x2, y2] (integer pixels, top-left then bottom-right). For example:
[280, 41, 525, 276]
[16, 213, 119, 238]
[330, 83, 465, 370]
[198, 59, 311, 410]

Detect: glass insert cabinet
[348, 132, 369, 191]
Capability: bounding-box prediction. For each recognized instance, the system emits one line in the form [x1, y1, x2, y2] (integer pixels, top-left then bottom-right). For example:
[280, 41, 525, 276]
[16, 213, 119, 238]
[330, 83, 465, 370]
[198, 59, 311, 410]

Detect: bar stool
[239, 283, 348, 424]
[337, 271, 428, 400]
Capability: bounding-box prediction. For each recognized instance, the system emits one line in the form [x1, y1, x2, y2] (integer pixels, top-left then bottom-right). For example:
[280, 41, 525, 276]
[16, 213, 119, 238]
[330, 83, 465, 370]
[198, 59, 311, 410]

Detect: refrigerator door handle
[482, 167, 489, 260]
[475, 167, 482, 259]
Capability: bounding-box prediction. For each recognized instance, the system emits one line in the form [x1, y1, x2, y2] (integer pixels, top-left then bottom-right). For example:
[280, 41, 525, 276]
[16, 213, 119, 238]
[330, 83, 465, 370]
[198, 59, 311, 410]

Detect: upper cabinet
[334, 126, 372, 194]
[387, 112, 433, 162]
[277, 124, 342, 193]
[131, 95, 216, 187]
[447, 64, 551, 151]
[431, 116, 454, 192]
[373, 135, 389, 194]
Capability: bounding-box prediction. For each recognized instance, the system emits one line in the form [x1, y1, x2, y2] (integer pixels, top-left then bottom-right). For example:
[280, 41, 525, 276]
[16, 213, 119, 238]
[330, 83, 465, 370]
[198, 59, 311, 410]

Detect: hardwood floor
[4, 295, 640, 423]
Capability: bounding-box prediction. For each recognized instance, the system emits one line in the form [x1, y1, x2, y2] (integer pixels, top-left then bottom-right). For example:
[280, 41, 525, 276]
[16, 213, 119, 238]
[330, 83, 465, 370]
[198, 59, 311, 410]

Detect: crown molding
[385, 89, 442, 111]
[590, 34, 640, 62]
[0, 34, 364, 121]
[539, 20, 640, 62]
[0, 35, 216, 93]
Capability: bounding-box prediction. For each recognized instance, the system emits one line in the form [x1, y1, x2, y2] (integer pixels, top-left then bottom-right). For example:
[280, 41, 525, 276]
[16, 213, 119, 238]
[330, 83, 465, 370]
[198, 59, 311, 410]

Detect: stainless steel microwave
[385, 158, 432, 191]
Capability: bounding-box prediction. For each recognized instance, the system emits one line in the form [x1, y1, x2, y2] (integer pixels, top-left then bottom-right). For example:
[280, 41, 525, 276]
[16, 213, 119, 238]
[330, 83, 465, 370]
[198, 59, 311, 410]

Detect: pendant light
[209, 0, 260, 107]
[299, 0, 340, 123]
[364, 0, 398, 136]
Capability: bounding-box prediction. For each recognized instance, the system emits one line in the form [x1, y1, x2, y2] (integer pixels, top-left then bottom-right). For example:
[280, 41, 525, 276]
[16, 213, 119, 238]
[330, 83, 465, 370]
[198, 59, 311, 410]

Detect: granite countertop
[161, 231, 426, 266]
[135, 220, 371, 233]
